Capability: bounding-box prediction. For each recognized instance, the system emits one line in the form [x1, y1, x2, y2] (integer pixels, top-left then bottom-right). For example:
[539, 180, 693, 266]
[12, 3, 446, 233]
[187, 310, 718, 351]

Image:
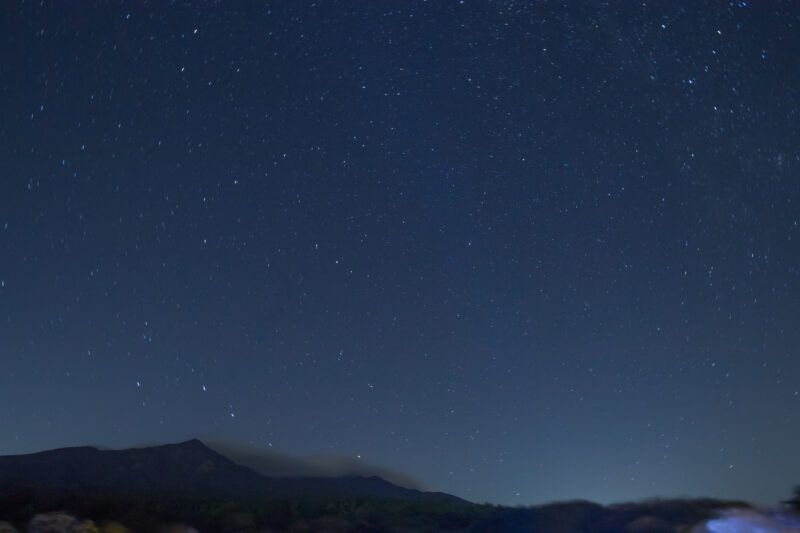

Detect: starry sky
[1, 1, 799, 507]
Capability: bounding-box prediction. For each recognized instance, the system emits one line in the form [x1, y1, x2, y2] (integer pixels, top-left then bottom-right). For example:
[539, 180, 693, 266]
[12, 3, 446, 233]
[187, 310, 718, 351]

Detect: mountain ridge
[0, 439, 462, 503]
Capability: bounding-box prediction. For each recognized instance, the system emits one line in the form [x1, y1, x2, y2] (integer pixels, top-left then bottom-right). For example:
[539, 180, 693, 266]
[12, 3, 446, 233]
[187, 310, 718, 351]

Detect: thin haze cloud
[205, 441, 426, 491]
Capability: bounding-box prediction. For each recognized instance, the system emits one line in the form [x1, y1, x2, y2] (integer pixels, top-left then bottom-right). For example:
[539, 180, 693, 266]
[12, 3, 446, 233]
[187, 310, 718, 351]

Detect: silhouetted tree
[784, 485, 800, 512]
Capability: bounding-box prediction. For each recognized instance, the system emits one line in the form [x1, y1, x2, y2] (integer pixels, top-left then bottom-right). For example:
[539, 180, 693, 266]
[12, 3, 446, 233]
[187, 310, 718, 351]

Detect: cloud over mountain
[205, 440, 426, 491]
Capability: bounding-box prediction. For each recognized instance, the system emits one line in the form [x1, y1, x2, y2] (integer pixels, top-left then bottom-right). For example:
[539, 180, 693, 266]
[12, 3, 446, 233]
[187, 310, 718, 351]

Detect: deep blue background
[1, 1, 799, 505]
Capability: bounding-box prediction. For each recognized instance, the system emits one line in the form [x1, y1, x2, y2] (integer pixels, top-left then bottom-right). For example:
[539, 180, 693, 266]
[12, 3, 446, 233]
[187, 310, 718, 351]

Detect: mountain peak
[0, 439, 266, 497]
[174, 438, 209, 449]
[0, 441, 461, 504]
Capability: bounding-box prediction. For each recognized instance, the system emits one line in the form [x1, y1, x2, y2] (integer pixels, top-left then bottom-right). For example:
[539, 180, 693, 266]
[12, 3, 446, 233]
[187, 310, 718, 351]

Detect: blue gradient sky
[1, 1, 799, 506]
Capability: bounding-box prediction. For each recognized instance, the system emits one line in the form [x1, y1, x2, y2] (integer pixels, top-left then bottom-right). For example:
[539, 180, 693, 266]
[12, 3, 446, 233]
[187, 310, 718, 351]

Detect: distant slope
[0, 439, 462, 503]
[0, 439, 268, 497]
[277, 474, 463, 502]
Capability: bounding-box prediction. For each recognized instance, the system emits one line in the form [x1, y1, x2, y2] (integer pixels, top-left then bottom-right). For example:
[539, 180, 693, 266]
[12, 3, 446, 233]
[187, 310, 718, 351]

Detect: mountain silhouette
[0, 439, 460, 502]
[0, 441, 765, 532]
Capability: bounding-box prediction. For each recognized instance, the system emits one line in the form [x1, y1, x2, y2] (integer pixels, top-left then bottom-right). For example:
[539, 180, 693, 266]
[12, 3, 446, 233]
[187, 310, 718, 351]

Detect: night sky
[1, 1, 799, 507]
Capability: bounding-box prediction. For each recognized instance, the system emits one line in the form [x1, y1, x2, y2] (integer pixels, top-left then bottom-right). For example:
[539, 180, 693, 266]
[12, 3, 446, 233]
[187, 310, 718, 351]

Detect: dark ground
[0, 488, 758, 533]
